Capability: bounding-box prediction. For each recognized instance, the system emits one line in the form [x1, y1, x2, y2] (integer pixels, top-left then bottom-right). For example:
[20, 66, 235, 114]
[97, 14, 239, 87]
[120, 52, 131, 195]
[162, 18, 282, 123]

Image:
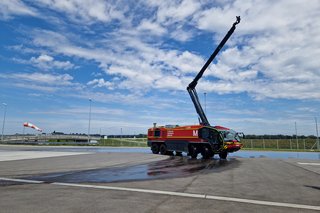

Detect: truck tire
[151, 143, 160, 154]
[219, 151, 228, 159]
[166, 151, 174, 156]
[201, 146, 212, 159]
[159, 144, 167, 155]
[189, 145, 198, 159]
[175, 151, 182, 156]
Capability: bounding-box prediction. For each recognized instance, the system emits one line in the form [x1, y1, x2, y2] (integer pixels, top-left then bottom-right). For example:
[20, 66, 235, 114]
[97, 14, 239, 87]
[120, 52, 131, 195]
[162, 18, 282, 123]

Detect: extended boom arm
[187, 16, 240, 126]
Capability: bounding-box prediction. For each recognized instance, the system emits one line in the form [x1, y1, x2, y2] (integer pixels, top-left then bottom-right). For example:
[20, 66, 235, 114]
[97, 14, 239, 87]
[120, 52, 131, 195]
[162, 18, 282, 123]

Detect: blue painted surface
[229, 150, 320, 160]
[24, 147, 320, 160]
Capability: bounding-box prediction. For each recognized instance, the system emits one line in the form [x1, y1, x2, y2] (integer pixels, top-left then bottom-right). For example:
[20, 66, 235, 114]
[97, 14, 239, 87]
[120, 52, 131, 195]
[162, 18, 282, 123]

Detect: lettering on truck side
[167, 130, 174, 137]
[193, 130, 198, 137]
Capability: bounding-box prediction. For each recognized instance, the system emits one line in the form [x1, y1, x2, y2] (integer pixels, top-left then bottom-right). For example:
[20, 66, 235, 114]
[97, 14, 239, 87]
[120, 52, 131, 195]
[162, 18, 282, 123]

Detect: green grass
[241, 138, 319, 151]
[98, 138, 148, 147]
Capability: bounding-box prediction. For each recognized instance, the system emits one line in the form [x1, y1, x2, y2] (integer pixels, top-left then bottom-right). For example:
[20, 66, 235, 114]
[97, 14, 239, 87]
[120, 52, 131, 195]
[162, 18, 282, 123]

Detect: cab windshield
[222, 129, 240, 142]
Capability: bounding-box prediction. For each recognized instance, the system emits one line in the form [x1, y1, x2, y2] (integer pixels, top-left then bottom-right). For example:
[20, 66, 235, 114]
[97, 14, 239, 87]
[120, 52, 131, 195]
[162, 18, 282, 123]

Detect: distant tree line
[51, 131, 147, 138]
[106, 134, 147, 138]
[245, 134, 318, 139]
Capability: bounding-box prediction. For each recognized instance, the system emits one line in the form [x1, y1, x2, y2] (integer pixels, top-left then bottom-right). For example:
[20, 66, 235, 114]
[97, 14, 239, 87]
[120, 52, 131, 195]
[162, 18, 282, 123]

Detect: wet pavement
[24, 156, 239, 183]
[1, 145, 319, 160]
[1, 145, 320, 212]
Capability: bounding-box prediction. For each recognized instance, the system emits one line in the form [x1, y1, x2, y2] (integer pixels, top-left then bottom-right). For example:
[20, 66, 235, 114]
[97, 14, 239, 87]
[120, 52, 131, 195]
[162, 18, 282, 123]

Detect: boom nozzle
[233, 16, 241, 27]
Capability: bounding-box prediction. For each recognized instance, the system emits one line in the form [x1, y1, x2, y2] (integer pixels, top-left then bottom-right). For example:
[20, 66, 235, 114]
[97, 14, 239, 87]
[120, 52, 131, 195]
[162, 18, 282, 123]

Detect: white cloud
[154, 75, 185, 90]
[146, 0, 201, 26]
[31, 106, 127, 116]
[140, 0, 201, 41]
[87, 78, 114, 90]
[4, 1, 320, 136]
[12, 72, 73, 85]
[137, 19, 166, 36]
[0, 72, 80, 92]
[0, 0, 37, 19]
[5, 0, 320, 101]
[191, 0, 320, 100]
[30, 54, 75, 70]
[169, 27, 194, 42]
[29, 29, 207, 92]
[34, 0, 126, 24]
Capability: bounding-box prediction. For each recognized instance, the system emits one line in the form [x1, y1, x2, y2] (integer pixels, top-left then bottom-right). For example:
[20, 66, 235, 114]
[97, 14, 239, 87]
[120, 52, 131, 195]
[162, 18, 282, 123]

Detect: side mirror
[237, 132, 245, 138]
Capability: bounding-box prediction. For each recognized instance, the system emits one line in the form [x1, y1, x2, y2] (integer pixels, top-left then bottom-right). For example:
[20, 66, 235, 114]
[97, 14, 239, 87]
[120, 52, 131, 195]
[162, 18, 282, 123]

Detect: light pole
[87, 99, 92, 143]
[295, 121, 298, 150]
[1, 103, 7, 141]
[204, 92, 207, 114]
[315, 117, 319, 150]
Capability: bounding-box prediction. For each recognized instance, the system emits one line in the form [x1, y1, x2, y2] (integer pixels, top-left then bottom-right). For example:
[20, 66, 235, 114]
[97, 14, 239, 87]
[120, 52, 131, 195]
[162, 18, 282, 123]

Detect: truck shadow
[21, 156, 240, 184]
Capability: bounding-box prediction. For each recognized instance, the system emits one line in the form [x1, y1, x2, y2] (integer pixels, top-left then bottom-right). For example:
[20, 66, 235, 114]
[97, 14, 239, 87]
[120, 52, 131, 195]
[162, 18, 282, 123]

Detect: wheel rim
[202, 147, 211, 159]
[190, 145, 198, 158]
[151, 144, 159, 154]
[160, 144, 167, 155]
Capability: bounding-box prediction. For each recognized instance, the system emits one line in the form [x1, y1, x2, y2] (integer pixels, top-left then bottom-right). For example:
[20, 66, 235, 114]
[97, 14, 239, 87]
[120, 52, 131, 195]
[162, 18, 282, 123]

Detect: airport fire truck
[148, 17, 243, 159]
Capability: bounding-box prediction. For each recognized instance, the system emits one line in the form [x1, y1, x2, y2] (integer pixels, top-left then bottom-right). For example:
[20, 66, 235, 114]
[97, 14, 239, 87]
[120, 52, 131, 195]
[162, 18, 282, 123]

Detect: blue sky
[0, 0, 320, 136]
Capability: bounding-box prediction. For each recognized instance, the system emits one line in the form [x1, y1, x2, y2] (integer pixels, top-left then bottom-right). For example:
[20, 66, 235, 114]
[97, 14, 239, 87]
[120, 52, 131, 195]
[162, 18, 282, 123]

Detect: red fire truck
[148, 17, 243, 159]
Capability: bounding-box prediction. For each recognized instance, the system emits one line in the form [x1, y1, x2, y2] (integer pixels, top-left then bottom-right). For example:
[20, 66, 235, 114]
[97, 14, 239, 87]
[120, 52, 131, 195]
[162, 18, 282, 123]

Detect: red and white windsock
[23, 122, 42, 132]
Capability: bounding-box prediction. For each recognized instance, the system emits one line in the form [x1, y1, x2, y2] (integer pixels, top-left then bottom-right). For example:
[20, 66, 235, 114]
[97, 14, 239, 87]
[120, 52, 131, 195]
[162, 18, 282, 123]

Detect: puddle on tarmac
[25, 156, 238, 183]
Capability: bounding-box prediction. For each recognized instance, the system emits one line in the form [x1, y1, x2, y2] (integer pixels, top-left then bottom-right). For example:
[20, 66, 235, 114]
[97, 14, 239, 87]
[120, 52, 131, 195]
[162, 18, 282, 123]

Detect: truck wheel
[151, 143, 160, 154]
[167, 151, 174, 156]
[159, 144, 167, 155]
[175, 151, 182, 156]
[189, 145, 198, 159]
[201, 146, 212, 159]
[219, 151, 228, 159]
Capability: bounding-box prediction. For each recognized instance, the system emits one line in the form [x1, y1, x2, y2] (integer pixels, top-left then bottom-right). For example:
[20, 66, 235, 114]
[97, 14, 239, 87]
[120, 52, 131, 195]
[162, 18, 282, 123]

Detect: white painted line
[0, 177, 44, 184]
[297, 162, 320, 166]
[52, 182, 206, 198]
[1, 177, 319, 211]
[205, 195, 320, 211]
[0, 151, 91, 162]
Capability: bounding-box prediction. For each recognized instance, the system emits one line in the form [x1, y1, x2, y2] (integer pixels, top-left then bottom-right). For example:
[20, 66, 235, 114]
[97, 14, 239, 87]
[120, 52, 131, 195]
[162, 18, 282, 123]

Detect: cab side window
[154, 129, 161, 137]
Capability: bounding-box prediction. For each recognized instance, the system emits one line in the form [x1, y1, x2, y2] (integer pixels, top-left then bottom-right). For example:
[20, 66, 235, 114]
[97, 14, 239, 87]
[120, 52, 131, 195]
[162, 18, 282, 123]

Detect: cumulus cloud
[145, 0, 201, 26]
[29, 54, 75, 70]
[137, 20, 167, 36]
[29, 29, 206, 91]
[192, 0, 320, 100]
[87, 78, 114, 90]
[4, 0, 320, 101]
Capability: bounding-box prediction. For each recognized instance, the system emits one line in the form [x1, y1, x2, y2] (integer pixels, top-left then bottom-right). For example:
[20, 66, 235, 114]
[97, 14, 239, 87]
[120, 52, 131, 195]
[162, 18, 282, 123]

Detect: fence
[3, 135, 319, 150]
[100, 138, 319, 150]
[241, 138, 319, 150]
[99, 138, 148, 147]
